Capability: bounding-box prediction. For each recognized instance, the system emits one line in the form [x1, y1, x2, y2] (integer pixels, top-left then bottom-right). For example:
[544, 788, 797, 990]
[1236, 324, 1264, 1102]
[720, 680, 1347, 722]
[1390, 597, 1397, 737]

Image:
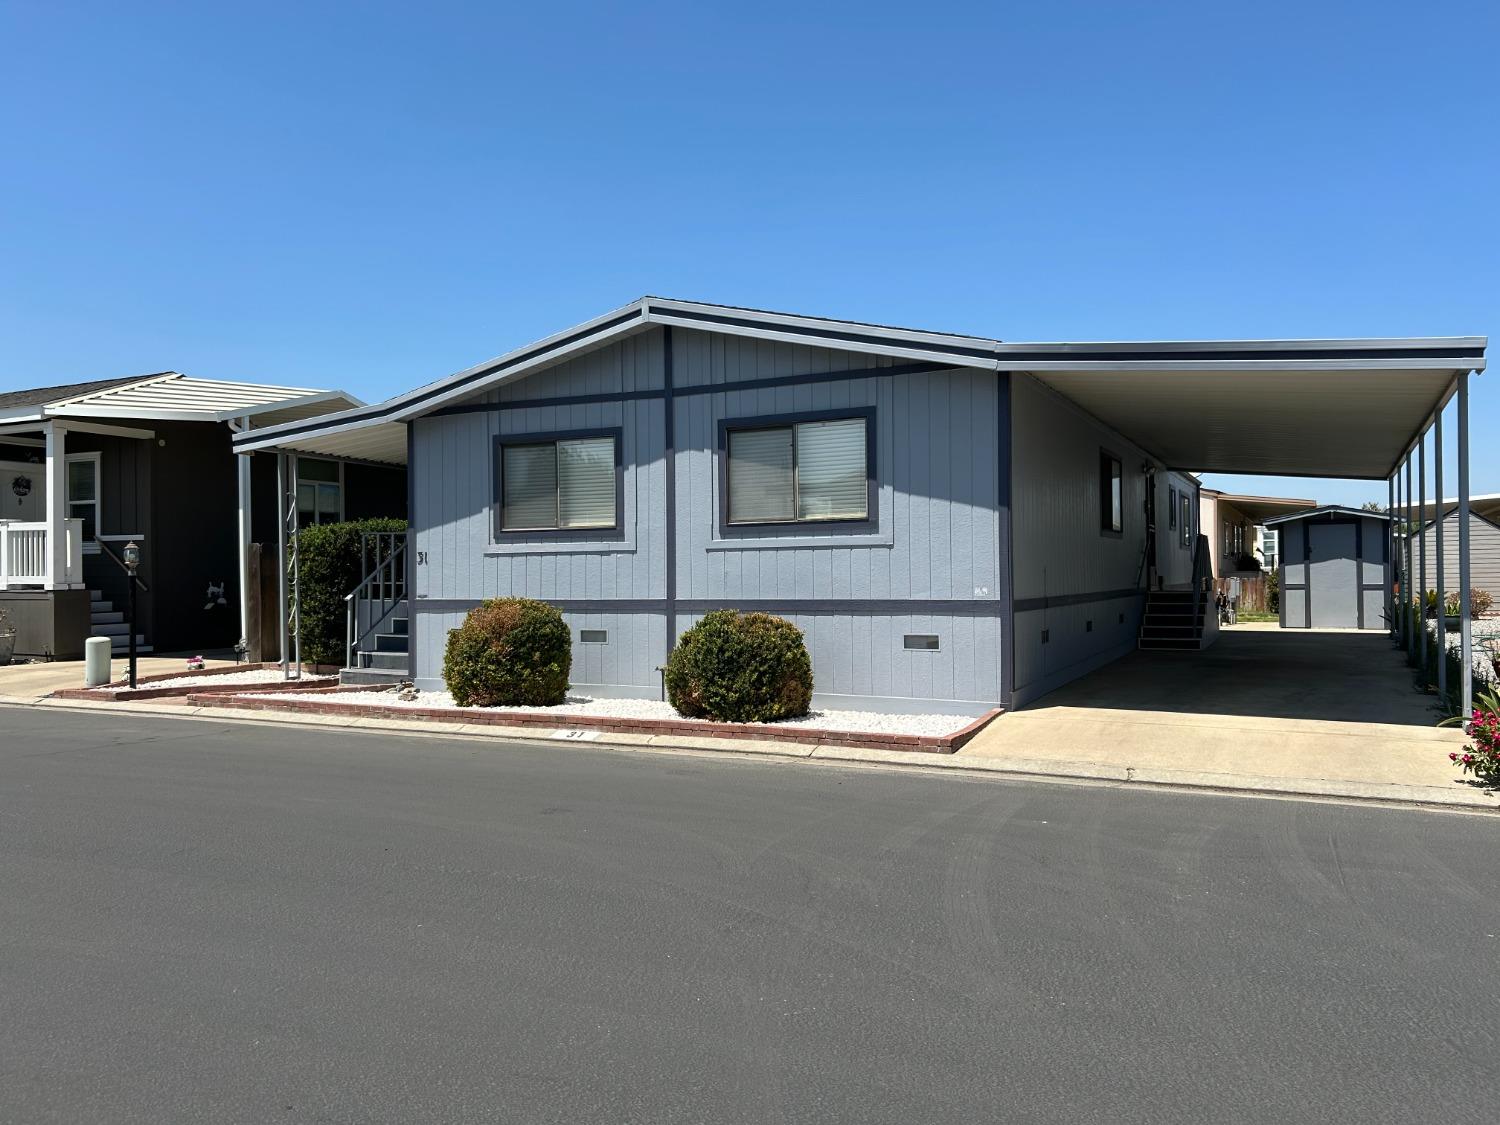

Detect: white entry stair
[90, 588, 150, 655]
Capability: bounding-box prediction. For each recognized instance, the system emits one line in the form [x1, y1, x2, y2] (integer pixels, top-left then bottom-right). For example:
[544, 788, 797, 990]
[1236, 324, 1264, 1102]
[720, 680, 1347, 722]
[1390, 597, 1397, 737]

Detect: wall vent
[903, 634, 940, 651]
[579, 629, 608, 644]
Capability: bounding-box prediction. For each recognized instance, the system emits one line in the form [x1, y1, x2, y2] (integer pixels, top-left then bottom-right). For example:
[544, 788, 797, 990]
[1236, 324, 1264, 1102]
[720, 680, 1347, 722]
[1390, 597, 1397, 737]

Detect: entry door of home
[1307, 523, 1359, 628]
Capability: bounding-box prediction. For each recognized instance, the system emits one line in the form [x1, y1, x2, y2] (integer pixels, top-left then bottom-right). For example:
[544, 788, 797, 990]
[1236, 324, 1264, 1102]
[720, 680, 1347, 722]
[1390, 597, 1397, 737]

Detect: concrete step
[373, 633, 409, 653]
[108, 639, 150, 654]
[1139, 637, 1203, 651]
[89, 588, 103, 602]
[91, 622, 131, 638]
[358, 651, 410, 672]
[341, 667, 410, 687]
[91, 610, 124, 625]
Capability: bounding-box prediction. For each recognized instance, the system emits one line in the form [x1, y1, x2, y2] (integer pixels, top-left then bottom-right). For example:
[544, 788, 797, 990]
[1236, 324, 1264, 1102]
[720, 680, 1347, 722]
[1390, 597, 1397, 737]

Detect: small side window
[1099, 452, 1123, 535]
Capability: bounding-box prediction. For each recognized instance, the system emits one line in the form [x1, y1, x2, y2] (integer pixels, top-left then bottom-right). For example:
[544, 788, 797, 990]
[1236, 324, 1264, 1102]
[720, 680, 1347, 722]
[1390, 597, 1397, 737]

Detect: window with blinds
[500, 435, 616, 531]
[726, 415, 868, 526]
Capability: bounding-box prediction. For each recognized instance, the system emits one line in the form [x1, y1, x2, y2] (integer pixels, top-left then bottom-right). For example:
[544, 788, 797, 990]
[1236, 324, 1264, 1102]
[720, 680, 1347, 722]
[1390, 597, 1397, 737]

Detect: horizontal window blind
[795, 418, 866, 520]
[502, 443, 559, 530]
[558, 437, 615, 528]
[728, 427, 794, 523]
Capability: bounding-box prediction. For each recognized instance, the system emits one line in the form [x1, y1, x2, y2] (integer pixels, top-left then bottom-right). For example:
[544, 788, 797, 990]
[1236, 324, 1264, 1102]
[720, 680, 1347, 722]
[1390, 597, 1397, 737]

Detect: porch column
[1457, 370, 1473, 717]
[1434, 399, 1446, 700]
[235, 421, 252, 648]
[277, 452, 289, 677]
[1418, 429, 1427, 671]
[43, 422, 67, 589]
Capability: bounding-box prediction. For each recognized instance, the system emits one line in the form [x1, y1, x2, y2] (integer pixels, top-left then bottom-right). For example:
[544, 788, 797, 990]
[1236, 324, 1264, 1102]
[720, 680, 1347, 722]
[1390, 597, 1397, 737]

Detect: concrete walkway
[959, 627, 1485, 805]
[0, 652, 241, 702]
[2, 631, 1492, 812]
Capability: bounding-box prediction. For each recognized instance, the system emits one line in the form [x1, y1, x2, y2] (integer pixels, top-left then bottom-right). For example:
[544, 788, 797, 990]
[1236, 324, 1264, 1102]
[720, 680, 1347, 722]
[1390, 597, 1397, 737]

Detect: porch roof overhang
[229, 297, 1487, 479]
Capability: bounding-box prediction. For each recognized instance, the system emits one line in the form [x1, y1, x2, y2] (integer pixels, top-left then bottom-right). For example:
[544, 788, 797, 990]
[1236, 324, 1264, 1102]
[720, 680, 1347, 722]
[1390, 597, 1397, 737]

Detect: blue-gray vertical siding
[409, 325, 1006, 711]
[1008, 374, 1165, 705]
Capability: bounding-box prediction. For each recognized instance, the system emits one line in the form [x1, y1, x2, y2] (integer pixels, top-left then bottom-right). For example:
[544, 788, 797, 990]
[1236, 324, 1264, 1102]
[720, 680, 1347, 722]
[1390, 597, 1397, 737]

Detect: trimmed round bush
[442, 598, 572, 708]
[665, 610, 813, 723]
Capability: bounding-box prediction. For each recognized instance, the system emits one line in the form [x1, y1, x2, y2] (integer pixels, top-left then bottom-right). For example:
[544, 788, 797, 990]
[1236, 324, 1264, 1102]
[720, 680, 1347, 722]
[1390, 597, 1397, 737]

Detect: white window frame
[295, 457, 345, 527]
[65, 451, 101, 553]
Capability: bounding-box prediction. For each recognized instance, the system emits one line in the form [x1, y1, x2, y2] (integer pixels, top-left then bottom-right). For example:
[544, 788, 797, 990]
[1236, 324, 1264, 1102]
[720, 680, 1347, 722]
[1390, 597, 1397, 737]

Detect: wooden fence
[1214, 573, 1271, 613]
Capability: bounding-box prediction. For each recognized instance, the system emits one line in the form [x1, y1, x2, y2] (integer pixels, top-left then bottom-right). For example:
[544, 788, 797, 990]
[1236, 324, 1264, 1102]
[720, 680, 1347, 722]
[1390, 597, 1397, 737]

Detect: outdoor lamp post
[123, 540, 140, 689]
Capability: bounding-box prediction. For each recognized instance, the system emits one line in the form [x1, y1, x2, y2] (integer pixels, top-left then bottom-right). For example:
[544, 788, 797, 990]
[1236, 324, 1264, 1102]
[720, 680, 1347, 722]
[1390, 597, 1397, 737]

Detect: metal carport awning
[1000, 334, 1487, 714]
[999, 337, 1486, 478]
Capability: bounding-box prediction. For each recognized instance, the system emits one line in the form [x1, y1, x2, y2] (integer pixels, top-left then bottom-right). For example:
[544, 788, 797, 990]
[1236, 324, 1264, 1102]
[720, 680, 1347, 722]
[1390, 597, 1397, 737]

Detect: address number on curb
[550, 729, 599, 742]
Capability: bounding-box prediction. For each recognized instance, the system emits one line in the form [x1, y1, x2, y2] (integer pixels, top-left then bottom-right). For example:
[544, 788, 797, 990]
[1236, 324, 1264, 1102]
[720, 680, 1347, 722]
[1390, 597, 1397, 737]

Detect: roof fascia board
[0, 411, 47, 428]
[48, 418, 156, 440]
[643, 297, 1003, 354]
[50, 405, 230, 423]
[1001, 357, 1480, 372]
[1264, 505, 1392, 525]
[642, 308, 999, 370]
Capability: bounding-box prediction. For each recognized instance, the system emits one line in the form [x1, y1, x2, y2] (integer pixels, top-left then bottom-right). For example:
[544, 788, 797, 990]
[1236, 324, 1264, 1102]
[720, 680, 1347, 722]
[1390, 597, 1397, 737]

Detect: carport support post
[1457, 371, 1473, 718]
[277, 452, 289, 679]
[1418, 432, 1427, 673]
[1434, 404, 1446, 700]
[1404, 451, 1415, 658]
[1388, 471, 1399, 639]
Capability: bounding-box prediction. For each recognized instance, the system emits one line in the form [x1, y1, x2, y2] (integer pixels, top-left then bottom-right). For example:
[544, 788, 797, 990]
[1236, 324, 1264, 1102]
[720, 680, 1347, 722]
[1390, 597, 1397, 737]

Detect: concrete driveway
[961, 626, 1477, 795]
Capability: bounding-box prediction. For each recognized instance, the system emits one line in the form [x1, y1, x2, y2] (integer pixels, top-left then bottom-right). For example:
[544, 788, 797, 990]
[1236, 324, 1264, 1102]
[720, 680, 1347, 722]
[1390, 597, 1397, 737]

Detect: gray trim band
[1013, 587, 1144, 614]
[413, 598, 1005, 617]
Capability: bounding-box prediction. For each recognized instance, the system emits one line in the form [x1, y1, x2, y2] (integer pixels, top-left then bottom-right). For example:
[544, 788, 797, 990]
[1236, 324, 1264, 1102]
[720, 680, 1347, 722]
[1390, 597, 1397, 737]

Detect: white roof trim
[230, 297, 1488, 476]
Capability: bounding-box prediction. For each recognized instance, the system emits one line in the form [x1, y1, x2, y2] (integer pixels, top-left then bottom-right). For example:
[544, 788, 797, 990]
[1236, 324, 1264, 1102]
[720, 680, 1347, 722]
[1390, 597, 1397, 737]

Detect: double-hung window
[296, 458, 343, 526]
[65, 453, 100, 547]
[499, 433, 617, 532]
[725, 414, 869, 526]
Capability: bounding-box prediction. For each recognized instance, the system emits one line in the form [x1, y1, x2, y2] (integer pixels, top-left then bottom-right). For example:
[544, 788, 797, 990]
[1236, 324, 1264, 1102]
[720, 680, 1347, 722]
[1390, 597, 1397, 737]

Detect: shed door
[1308, 524, 1359, 628]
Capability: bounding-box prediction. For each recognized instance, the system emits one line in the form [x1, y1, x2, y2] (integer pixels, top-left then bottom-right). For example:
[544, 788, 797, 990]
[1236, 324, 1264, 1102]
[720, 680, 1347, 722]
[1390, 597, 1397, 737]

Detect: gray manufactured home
[234, 299, 1487, 714]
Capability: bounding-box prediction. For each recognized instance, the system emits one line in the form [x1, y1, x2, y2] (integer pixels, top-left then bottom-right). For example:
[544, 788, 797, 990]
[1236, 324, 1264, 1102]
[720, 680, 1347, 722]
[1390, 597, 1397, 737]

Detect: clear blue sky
[2, 0, 1495, 505]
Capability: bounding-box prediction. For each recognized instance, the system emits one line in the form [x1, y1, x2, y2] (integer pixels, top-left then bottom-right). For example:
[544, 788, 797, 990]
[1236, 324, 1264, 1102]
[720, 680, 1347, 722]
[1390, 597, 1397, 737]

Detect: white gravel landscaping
[266, 688, 978, 737]
[108, 669, 336, 692]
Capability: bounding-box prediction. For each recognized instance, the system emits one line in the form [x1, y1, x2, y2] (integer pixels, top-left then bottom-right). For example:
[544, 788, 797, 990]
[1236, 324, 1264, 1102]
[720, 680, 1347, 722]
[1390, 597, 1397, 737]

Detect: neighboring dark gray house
[1266, 506, 1391, 631]
[234, 299, 1486, 712]
[0, 373, 402, 659]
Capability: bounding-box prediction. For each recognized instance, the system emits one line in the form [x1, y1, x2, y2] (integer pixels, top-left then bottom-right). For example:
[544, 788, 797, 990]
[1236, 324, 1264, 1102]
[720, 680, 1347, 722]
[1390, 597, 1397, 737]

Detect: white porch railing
[0, 518, 85, 589]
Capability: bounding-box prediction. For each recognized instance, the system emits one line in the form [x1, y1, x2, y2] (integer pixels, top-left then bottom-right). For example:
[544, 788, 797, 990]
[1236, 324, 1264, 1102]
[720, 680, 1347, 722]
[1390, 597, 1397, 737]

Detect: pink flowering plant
[1444, 685, 1500, 787]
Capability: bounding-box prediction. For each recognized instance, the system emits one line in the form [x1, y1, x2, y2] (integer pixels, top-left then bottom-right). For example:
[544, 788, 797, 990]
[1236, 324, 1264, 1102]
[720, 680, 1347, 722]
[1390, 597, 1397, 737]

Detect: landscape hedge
[294, 518, 408, 666]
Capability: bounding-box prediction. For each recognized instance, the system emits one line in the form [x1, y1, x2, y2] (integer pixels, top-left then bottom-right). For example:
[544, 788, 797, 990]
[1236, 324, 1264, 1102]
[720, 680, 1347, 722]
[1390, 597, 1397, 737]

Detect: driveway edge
[10, 694, 1497, 814]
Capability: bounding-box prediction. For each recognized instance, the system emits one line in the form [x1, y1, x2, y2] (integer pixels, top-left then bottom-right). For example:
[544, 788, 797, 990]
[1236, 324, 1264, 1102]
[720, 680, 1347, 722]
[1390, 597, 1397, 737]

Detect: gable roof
[1264, 504, 1391, 526]
[231, 296, 1486, 476]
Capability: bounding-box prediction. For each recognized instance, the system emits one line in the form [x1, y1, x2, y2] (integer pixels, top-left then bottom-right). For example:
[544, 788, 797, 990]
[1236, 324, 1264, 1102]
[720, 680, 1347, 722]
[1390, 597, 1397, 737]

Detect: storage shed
[1266, 506, 1390, 631]
[1410, 506, 1500, 601]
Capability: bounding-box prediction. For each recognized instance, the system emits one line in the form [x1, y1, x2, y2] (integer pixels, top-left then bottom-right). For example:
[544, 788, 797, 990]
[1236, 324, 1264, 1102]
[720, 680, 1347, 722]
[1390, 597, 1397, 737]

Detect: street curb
[10, 695, 1497, 814]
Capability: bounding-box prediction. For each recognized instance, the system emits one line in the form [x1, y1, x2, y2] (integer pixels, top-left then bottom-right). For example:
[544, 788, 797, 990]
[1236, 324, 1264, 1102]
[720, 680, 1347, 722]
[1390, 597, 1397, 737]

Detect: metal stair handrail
[344, 531, 407, 670]
[1189, 532, 1210, 628]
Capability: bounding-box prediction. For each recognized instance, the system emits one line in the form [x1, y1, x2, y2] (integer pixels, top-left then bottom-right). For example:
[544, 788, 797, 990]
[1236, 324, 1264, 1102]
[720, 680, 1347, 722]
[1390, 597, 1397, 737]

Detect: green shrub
[443, 598, 571, 707]
[1265, 570, 1279, 613]
[294, 519, 407, 665]
[665, 610, 813, 723]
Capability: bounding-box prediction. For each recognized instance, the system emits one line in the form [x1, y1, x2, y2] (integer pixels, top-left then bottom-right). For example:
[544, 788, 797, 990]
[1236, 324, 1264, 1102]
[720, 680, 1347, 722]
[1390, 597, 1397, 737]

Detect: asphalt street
[2, 704, 1496, 1124]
